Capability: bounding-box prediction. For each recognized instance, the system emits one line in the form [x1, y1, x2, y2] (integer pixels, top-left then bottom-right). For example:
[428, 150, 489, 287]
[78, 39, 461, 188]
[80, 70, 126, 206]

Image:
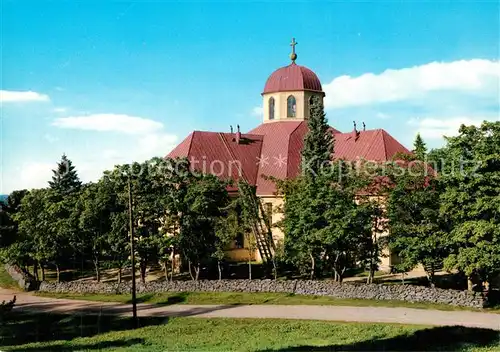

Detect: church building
[168, 39, 410, 270]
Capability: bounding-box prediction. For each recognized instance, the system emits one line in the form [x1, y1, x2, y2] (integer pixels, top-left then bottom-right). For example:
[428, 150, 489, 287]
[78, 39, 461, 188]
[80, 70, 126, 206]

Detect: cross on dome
[290, 37, 298, 62]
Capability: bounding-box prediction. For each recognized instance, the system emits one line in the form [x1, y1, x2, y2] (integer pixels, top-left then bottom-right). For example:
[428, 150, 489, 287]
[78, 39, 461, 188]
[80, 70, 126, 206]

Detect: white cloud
[323, 59, 500, 109]
[14, 162, 54, 191]
[251, 106, 263, 117]
[53, 107, 67, 113]
[376, 112, 391, 120]
[0, 90, 50, 103]
[52, 113, 164, 135]
[137, 133, 178, 156]
[43, 134, 59, 144]
[3, 132, 178, 194]
[409, 116, 498, 140]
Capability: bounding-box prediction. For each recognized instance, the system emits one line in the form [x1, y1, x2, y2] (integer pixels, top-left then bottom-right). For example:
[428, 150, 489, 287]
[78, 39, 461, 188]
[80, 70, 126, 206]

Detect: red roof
[168, 131, 263, 191]
[167, 121, 410, 196]
[263, 63, 323, 94]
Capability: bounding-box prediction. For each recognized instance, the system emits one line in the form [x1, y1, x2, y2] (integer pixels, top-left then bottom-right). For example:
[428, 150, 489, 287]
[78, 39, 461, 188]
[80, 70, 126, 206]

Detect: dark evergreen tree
[49, 154, 82, 195]
[413, 133, 427, 160]
[0, 190, 28, 247]
[301, 95, 334, 177]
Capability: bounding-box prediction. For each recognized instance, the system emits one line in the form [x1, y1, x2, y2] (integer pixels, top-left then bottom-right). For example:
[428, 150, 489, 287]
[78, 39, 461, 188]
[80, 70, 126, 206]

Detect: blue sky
[1, 1, 499, 193]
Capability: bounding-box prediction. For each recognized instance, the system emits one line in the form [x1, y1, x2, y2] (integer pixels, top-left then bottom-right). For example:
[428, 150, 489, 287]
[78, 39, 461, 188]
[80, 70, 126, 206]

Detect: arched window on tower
[287, 95, 296, 118]
[308, 96, 314, 115]
[269, 97, 275, 120]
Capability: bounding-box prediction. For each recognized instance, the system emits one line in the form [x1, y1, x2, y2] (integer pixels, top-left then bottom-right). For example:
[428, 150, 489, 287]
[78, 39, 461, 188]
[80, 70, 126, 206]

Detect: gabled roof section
[168, 131, 194, 158]
[334, 129, 410, 161]
[166, 131, 264, 190]
[248, 121, 302, 195]
[167, 123, 410, 196]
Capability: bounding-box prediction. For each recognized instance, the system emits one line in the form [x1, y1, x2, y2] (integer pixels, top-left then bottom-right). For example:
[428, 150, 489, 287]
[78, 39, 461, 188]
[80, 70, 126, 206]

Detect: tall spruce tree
[49, 154, 82, 195]
[413, 133, 427, 160]
[301, 95, 334, 177]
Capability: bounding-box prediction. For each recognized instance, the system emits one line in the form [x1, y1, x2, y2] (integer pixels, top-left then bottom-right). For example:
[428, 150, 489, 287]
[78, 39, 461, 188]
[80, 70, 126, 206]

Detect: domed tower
[262, 38, 325, 123]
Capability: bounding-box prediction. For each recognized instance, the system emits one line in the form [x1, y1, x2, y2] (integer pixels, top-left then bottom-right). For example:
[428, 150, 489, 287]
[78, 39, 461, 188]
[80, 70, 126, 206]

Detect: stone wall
[4, 264, 38, 291]
[38, 279, 486, 308]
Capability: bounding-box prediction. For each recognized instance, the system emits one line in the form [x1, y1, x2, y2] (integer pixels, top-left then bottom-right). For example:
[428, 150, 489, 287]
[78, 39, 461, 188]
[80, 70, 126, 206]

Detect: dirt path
[1, 288, 499, 331]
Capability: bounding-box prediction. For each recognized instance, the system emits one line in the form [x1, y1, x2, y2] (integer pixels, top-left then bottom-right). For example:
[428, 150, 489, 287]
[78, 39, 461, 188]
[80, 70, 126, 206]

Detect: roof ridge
[286, 121, 306, 178]
[218, 132, 249, 183]
[187, 131, 195, 157]
[379, 129, 389, 160]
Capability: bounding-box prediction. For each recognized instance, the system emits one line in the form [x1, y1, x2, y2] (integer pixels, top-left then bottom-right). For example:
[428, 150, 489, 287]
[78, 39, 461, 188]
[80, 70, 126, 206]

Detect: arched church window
[287, 95, 296, 118]
[269, 97, 275, 120]
[235, 233, 244, 249]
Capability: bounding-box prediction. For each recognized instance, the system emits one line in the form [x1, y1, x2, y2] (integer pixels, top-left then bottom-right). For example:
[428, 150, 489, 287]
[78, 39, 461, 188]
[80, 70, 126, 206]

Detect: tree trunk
[272, 258, 278, 280]
[170, 253, 175, 282]
[309, 252, 315, 280]
[188, 261, 195, 281]
[164, 260, 169, 282]
[248, 259, 252, 280]
[467, 278, 473, 291]
[140, 260, 147, 284]
[55, 264, 60, 283]
[367, 256, 376, 284]
[366, 270, 373, 284]
[338, 270, 344, 283]
[93, 256, 100, 282]
[33, 262, 38, 281]
[194, 264, 200, 281]
[41, 264, 46, 281]
[425, 270, 435, 288]
[218, 261, 222, 281]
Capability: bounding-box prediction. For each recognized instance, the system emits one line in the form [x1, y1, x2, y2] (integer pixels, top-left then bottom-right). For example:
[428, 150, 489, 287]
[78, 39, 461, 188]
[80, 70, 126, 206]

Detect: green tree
[76, 180, 118, 282]
[301, 95, 334, 177]
[105, 161, 161, 283]
[214, 201, 241, 280]
[0, 190, 28, 248]
[179, 174, 229, 280]
[108, 211, 129, 283]
[427, 147, 449, 173]
[12, 189, 59, 281]
[48, 154, 82, 195]
[413, 133, 427, 161]
[439, 121, 500, 291]
[279, 169, 375, 281]
[387, 163, 449, 287]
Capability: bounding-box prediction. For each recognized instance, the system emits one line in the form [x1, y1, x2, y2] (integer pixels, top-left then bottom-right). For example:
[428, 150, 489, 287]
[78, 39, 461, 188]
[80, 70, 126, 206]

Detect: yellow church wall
[225, 248, 257, 262]
[260, 196, 285, 242]
[227, 194, 405, 275]
[224, 227, 260, 262]
[262, 91, 324, 123]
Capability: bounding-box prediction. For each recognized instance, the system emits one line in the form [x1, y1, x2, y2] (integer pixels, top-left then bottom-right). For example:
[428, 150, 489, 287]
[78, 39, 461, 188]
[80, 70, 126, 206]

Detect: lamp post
[128, 175, 138, 328]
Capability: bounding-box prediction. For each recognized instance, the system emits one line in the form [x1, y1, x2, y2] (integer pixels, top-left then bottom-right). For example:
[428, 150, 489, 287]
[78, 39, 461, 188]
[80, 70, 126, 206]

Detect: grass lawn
[0, 265, 18, 290]
[1, 312, 499, 351]
[36, 290, 500, 313]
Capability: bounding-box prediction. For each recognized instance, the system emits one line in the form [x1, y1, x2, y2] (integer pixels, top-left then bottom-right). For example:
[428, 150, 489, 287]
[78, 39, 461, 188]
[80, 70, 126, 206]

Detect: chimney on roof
[230, 125, 234, 134]
[353, 121, 360, 140]
[236, 124, 241, 144]
[362, 122, 366, 131]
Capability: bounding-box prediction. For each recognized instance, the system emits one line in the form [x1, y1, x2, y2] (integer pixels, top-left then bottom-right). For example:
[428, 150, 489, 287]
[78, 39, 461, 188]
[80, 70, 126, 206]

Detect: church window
[269, 97, 275, 120]
[235, 233, 244, 249]
[287, 95, 296, 117]
[265, 202, 273, 224]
